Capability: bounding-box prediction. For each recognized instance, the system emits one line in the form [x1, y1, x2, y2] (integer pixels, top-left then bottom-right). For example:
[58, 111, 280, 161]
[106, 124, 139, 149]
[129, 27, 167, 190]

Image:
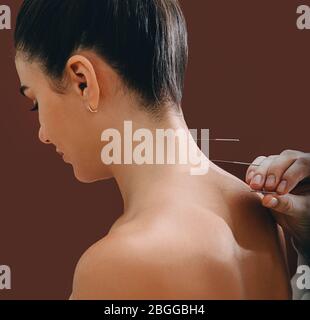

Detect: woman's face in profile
[15, 54, 112, 183]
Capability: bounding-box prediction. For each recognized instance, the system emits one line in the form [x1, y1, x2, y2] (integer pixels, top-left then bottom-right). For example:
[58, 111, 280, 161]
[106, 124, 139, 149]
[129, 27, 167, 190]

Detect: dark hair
[14, 0, 188, 111]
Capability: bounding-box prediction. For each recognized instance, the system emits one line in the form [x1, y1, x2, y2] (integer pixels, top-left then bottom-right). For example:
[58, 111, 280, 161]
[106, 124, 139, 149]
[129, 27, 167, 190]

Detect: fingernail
[252, 175, 262, 185]
[247, 171, 254, 181]
[266, 175, 276, 187]
[267, 197, 279, 208]
[277, 180, 287, 194]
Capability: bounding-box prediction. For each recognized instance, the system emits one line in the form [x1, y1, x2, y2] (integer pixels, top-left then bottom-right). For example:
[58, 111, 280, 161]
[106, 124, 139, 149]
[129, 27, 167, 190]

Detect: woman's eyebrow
[19, 85, 29, 97]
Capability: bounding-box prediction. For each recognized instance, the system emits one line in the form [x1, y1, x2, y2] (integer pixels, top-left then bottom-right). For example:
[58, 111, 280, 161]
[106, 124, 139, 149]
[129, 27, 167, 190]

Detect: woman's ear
[66, 55, 100, 112]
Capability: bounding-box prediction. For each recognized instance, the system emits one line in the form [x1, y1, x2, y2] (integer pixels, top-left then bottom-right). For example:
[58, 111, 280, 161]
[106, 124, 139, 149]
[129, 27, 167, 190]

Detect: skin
[15, 50, 291, 300]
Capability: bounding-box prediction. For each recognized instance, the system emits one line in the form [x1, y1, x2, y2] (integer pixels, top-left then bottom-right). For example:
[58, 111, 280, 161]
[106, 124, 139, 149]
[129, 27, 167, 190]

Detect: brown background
[0, 0, 309, 299]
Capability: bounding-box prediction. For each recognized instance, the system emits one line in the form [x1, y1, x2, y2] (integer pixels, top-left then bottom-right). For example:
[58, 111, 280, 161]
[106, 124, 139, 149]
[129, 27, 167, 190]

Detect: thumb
[262, 193, 309, 218]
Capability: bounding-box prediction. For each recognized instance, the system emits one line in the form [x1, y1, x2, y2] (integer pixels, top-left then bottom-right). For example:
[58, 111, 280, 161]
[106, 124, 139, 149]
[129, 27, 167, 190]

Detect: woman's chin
[72, 165, 113, 183]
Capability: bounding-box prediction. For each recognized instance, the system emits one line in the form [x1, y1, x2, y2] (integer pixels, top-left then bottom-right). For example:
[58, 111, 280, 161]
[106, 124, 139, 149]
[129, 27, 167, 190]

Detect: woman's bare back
[72, 164, 291, 299]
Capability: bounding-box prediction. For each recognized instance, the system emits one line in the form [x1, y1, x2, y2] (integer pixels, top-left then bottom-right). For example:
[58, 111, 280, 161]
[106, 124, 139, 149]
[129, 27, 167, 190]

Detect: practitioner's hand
[245, 150, 310, 257]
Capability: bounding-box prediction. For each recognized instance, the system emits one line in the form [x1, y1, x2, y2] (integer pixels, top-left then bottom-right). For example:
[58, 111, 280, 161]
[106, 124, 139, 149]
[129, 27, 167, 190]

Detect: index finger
[277, 157, 310, 194]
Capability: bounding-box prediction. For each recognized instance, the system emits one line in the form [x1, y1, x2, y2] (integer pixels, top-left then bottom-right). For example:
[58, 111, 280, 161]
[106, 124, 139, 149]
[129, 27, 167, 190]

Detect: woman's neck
[108, 111, 211, 219]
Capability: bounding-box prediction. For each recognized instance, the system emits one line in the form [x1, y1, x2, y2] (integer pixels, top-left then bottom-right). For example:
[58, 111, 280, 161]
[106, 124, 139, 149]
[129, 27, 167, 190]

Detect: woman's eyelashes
[30, 101, 39, 112]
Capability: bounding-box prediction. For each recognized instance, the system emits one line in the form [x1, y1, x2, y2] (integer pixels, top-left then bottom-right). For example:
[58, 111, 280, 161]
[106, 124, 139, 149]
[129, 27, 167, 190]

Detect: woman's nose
[38, 127, 51, 144]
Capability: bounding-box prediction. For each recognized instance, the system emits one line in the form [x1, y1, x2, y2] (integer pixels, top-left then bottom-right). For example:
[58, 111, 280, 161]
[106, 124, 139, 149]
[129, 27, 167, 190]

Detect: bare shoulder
[71, 232, 157, 300]
[72, 227, 192, 299]
[71, 217, 241, 300]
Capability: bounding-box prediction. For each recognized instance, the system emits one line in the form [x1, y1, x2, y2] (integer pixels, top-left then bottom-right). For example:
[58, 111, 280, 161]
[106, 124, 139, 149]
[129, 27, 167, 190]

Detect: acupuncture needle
[198, 138, 240, 142]
[197, 137, 274, 193]
[249, 190, 278, 195]
[211, 160, 259, 167]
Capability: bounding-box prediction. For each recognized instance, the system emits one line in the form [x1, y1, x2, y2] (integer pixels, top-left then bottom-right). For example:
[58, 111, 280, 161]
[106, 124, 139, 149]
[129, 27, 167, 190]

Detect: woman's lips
[56, 150, 64, 157]
[56, 149, 70, 163]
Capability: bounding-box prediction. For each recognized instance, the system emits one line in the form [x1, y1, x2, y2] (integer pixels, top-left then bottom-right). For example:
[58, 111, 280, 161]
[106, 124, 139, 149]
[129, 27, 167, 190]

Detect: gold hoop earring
[88, 105, 98, 113]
